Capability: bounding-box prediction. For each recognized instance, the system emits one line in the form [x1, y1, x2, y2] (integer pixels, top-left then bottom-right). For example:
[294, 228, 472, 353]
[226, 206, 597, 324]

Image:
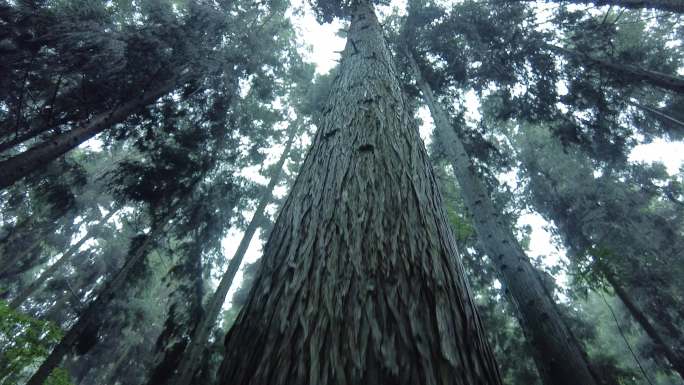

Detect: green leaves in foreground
[0, 300, 72, 385]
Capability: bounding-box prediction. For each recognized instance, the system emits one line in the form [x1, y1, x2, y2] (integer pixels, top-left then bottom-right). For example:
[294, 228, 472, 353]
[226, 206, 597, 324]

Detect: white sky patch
[217, 0, 684, 313]
[221, 224, 264, 304]
[288, 0, 346, 75]
[629, 139, 684, 174]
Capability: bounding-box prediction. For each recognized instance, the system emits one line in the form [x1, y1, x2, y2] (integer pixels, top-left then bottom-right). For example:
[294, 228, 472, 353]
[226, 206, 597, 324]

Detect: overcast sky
[222, 0, 684, 306]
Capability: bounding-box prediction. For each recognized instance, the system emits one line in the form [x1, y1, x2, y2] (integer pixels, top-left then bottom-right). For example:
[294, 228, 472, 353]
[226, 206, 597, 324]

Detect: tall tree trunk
[0, 76, 183, 190]
[517, 0, 684, 13]
[9, 209, 117, 309]
[596, 260, 684, 379]
[168, 123, 298, 385]
[218, 2, 502, 384]
[547, 45, 684, 94]
[25, 209, 176, 385]
[406, 50, 600, 385]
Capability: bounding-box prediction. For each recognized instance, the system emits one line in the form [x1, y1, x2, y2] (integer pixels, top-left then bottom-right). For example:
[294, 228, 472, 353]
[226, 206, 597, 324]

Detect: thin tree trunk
[25, 208, 176, 385]
[145, 241, 205, 385]
[9, 209, 117, 309]
[406, 50, 600, 385]
[0, 76, 184, 190]
[0, 219, 56, 279]
[168, 123, 298, 385]
[597, 260, 684, 379]
[517, 0, 684, 13]
[547, 45, 684, 94]
[627, 99, 684, 131]
[218, 2, 502, 384]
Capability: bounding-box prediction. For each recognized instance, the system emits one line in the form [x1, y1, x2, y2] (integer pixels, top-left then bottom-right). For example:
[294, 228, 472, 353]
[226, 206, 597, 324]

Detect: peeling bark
[217, 2, 502, 384]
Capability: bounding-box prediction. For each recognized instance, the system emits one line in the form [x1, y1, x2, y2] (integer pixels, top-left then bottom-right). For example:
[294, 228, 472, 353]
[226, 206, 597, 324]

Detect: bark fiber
[218, 2, 502, 385]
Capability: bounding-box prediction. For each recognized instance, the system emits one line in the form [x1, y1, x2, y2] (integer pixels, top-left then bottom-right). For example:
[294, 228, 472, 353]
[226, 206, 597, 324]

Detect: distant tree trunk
[406, 50, 600, 385]
[0, 75, 184, 190]
[547, 45, 684, 94]
[0, 128, 49, 154]
[596, 260, 684, 379]
[217, 2, 502, 384]
[626, 99, 684, 131]
[145, 241, 205, 385]
[517, 0, 684, 13]
[167, 123, 297, 385]
[25, 209, 175, 385]
[9, 209, 117, 309]
[0, 219, 57, 279]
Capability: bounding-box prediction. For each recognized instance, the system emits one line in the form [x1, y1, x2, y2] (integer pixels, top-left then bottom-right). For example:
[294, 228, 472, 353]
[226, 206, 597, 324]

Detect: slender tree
[405, 49, 600, 385]
[9, 209, 118, 309]
[218, 1, 502, 384]
[24, 207, 176, 385]
[169, 121, 299, 385]
[514, 124, 684, 380]
[545, 44, 684, 94]
[0, 76, 185, 189]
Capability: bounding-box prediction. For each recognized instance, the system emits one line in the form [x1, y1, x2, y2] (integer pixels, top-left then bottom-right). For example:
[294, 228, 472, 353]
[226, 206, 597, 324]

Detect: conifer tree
[218, 1, 502, 384]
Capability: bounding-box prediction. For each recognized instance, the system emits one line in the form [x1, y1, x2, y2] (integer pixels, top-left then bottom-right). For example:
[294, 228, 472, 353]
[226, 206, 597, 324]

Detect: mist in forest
[1, 0, 683, 384]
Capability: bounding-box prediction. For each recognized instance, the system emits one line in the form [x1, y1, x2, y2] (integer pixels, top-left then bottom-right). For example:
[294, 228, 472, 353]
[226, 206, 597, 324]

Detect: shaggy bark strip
[218, 2, 502, 384]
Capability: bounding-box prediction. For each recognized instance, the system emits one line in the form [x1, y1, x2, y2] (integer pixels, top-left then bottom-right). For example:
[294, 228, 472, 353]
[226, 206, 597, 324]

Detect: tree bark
[547, 45, 684, 94]
[517, 0, 684, 13]
[9, 209, 118, 309]
[168, 123, 298, 385]
[217, 2, 502, 384]
[406, 50, 600, 385]
[0, 75, 184, 190]
[25, 209, 175, 385]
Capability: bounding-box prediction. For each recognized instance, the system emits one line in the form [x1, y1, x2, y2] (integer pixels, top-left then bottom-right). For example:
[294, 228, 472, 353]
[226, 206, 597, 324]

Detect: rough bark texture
[9, 209, 117, 309]
[170, 123, 297, 385]
[521, 0, 684, 13]
[217, 2, 502, 384]
[406, 51, 599, 385]
[25, 211, 174, 385]
[0, 76, 182, 190]
[548, 45, 684, 94]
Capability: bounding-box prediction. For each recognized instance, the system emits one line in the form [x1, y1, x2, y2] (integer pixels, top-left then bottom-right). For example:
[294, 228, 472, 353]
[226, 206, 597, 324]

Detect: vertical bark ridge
[218, 2, 502, 384]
